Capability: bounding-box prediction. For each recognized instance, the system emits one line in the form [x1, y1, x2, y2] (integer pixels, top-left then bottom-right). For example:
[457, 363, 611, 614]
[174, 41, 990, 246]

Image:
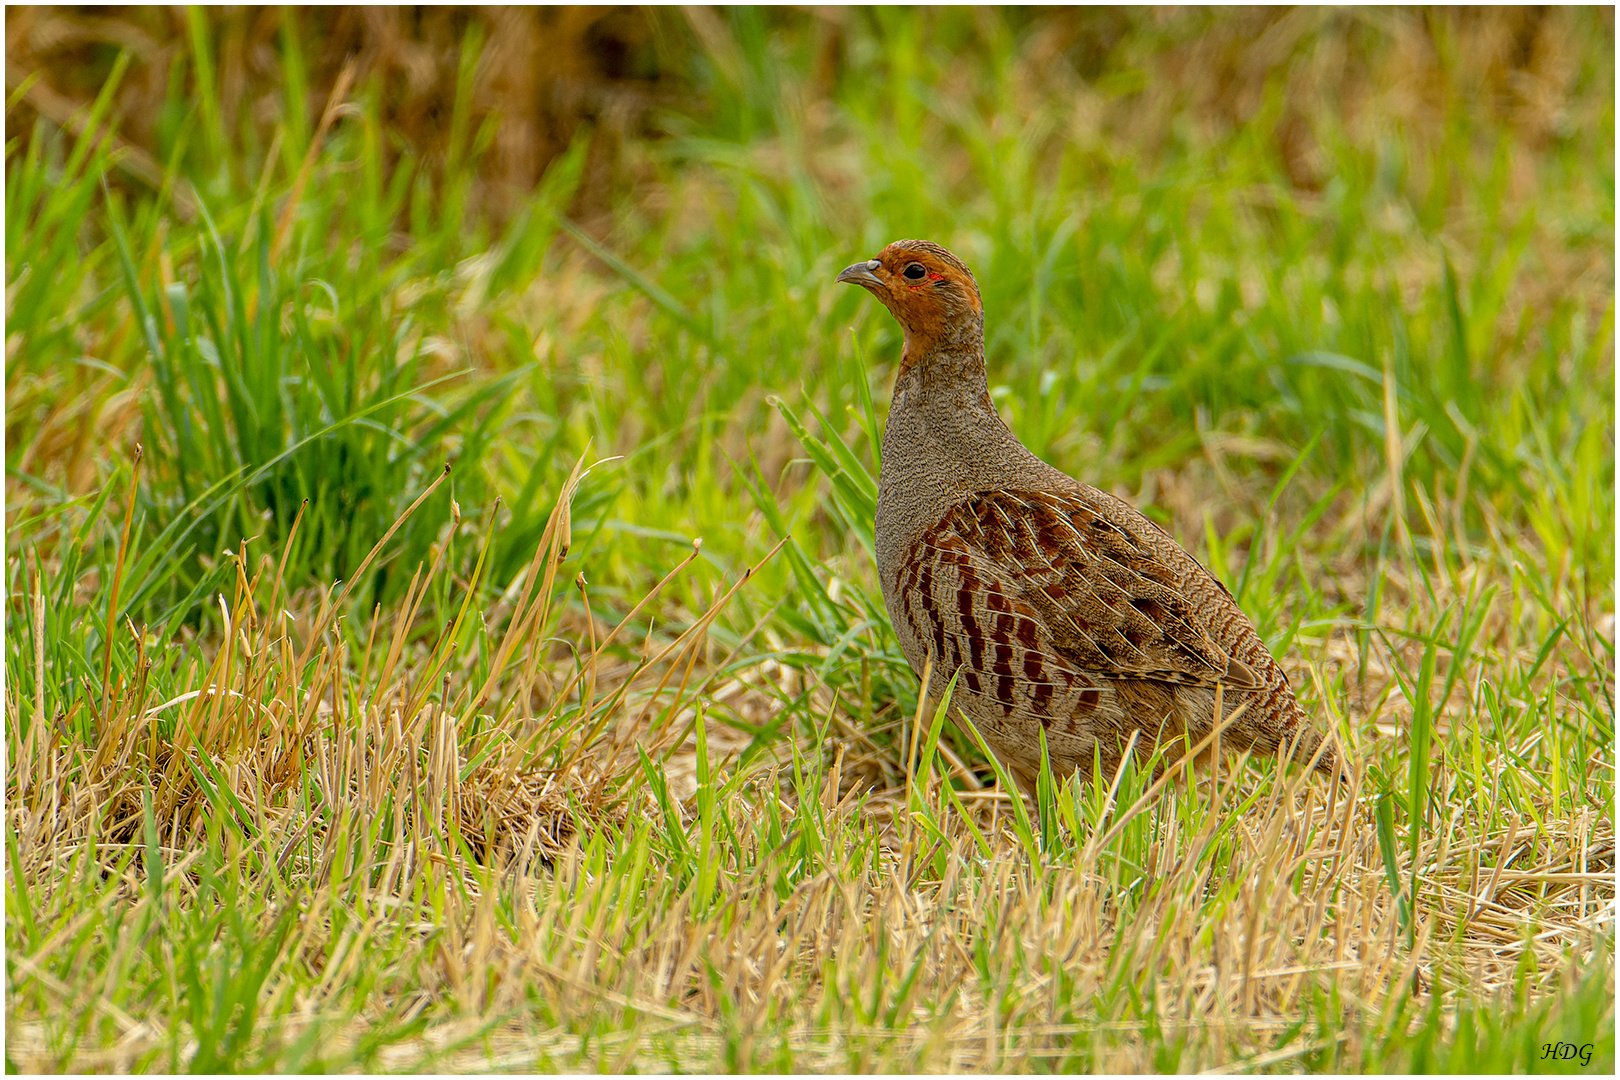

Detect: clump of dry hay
[6, 452, 787, 894]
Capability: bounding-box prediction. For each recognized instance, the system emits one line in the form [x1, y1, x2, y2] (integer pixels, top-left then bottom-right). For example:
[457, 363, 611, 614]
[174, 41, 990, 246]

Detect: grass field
[5, 7, 1615, 1072]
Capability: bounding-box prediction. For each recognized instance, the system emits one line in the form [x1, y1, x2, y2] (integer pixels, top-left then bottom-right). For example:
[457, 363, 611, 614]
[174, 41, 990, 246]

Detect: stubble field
[5, 7, 1614, 1071]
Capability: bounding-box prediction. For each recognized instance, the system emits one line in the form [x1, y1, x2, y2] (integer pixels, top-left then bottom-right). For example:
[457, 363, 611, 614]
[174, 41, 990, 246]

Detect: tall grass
[6, 7, 1613, 1072]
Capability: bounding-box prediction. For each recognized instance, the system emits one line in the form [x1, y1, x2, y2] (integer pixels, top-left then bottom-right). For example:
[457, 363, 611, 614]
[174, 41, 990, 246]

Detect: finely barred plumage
[837, 239, 1342, 795]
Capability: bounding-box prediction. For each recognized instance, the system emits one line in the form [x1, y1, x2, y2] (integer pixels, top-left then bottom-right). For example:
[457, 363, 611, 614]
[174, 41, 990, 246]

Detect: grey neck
[876, 343, 1070, 566]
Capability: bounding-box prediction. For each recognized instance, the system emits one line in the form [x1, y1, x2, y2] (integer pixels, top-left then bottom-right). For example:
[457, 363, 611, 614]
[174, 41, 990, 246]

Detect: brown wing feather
[941, 488, 1262, 691]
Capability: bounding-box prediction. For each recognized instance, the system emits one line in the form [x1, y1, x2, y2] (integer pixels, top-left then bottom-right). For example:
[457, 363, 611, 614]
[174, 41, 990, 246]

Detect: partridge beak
[836, 259, 885, 290]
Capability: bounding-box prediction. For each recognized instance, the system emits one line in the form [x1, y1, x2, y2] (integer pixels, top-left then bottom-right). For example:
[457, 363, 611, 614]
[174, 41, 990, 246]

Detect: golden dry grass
[6, 5, 1613, 1072]
[7, 443, 1612, 1070]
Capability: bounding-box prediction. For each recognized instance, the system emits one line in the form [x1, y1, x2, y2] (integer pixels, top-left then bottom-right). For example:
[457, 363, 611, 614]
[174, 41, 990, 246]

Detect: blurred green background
[6, 4, 1613, 716]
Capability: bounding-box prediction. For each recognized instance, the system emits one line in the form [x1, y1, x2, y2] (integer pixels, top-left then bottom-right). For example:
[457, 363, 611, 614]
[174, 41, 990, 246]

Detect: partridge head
[836, 242, 983, 358]
[839, 238, 1342, 795]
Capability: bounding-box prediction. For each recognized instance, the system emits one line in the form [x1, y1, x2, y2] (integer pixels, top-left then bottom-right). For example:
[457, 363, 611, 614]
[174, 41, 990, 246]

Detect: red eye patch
[927, 272, 947, 282]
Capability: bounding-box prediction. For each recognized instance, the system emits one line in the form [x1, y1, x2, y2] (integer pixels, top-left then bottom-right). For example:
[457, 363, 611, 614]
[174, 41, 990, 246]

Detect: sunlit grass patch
[6, 6, 1613, 1073]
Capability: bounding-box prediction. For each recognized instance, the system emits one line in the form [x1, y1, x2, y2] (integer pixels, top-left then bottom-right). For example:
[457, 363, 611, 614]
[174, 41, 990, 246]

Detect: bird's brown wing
[937, 488, 1262, 691]
[898, 515, 1113, 719]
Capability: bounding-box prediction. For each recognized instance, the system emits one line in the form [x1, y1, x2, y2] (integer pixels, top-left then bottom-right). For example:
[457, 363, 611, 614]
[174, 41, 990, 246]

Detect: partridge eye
[903, 263, 927, 281]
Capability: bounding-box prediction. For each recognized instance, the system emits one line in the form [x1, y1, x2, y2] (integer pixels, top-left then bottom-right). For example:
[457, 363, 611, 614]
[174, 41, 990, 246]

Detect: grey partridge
[837, 240, 1341, 795]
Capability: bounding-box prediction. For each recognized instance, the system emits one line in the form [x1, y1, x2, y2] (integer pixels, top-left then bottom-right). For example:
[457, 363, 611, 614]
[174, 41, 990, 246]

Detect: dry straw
[6, 450, 1610, 1070]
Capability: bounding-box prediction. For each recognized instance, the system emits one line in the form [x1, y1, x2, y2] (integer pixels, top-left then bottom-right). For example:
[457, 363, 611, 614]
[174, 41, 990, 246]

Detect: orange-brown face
[836, 240, 983, 357]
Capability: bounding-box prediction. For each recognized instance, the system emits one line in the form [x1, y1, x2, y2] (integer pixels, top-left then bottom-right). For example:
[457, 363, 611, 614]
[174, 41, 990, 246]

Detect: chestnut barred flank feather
[840, 240, 1342, 794]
